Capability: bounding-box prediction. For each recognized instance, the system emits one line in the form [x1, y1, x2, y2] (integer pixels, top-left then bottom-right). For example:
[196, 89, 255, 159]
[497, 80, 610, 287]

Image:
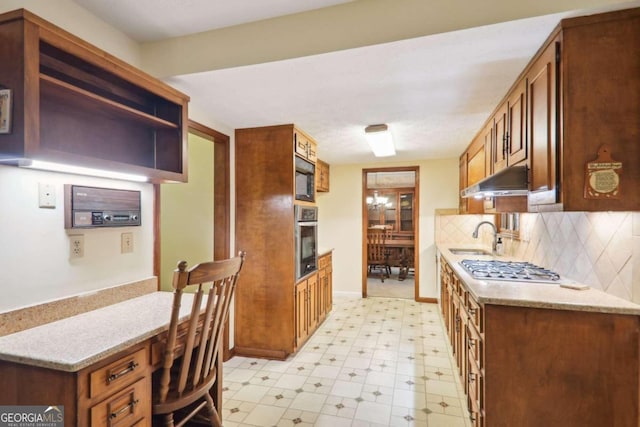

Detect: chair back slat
[176, 286, 204, 395]
[367, 228, 388, 264]
[155, 252, 245, 412]
[191, 283, 218, 383]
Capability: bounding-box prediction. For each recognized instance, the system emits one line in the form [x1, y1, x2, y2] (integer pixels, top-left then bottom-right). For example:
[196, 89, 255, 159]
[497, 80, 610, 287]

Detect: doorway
[362, 167, 419, 300]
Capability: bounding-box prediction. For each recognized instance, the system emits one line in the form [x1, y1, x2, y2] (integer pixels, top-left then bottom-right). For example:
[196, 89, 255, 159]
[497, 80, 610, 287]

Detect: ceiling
[72, 0, 638, 165]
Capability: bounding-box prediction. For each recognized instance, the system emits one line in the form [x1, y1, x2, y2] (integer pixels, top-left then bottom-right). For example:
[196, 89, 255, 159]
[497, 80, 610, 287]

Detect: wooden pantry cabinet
[440, 256, 640, 426]
[235, 125, 331, 359]
[0, 9, 189, 183]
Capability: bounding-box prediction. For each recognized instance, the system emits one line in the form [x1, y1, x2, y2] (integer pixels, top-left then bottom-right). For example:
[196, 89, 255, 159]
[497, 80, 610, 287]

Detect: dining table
[384, 239, 415, 280]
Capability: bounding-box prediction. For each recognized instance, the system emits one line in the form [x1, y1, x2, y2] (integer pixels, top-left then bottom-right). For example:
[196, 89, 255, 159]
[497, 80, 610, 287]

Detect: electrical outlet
[38, 183, 56, 208]
[121, 232, 133, 254]
[70, 235, 84, 259]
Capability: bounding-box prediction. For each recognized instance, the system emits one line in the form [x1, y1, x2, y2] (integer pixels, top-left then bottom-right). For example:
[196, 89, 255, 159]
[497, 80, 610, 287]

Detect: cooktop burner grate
[459, 259, 560, 283]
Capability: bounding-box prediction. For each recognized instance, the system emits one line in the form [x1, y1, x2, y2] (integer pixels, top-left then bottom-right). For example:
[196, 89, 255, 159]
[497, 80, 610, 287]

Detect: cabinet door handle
[109, 398, 139, 420]
[468, 339, 475, 349]
[502, 133, 508, 157]
[468, 307, 477, 316]
[468, 372, 476, 383]
[470, 413, 477, 422]
[107, 361, 139, 383]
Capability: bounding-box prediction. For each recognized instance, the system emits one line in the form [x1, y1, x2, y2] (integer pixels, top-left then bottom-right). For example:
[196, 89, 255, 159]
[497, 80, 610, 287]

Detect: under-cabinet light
[17, 159, 148, 182]
[364, 124, 395, 157]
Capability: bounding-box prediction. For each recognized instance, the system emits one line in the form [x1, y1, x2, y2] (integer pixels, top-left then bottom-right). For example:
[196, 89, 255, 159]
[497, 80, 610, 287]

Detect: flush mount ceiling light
[364, 124, 395, 157]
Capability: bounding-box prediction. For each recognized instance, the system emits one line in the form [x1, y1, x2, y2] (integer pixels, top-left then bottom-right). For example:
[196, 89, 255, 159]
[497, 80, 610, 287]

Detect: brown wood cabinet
[460, 132, 488, 214]
[526, 38, 558, 207]
[316, 159, 330, 192]
[0, 343, 151, 426]
[440, 256, 640, 426]
[530, 8, 640, 211]
[317, 251, 333, 322]
[235, 124, 330, 359]
[367, 188, 415, 232]
[294, 129, 317, 163]
[461, 7, 640, 212]
[0, 9, 189, 183]
[487, 79, 528, 176]
[295, 273, 318, 346]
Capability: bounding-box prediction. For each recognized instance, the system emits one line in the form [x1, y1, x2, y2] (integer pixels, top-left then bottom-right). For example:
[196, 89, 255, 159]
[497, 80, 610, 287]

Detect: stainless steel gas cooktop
[459, 259, 561, 283]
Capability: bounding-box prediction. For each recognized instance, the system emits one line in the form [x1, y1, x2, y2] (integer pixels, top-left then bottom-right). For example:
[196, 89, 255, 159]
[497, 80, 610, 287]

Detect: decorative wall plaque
[584, 144, 622, 199]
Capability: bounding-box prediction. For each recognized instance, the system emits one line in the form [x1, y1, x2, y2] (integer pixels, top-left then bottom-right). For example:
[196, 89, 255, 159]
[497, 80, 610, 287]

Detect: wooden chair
[367, 228, 389, 282]
[153, 251, 246, 427]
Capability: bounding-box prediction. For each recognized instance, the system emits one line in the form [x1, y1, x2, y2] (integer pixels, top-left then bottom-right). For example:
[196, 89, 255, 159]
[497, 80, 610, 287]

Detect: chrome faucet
[472, 221, 498, 254]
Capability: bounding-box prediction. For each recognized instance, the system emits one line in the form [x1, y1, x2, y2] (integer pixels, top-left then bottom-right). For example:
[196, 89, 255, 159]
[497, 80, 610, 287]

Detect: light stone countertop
[437, 243, 640, 316]
[0, 292, 195, 372]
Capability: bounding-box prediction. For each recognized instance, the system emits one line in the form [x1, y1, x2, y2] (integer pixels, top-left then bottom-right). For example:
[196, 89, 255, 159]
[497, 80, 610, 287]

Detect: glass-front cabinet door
[366, 189, 413, 233]
[399, 192, 414, 232]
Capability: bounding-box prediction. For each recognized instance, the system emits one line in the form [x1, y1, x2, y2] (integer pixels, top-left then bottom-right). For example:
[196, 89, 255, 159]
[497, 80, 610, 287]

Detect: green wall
[160, 133, 214, 291]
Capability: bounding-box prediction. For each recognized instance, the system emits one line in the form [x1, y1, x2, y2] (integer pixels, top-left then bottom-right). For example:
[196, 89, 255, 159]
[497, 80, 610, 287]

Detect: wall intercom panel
[64, 185, 141, 229]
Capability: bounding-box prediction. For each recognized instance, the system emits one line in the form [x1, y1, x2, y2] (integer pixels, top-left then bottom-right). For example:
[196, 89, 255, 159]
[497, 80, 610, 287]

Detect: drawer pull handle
[468, 307, 477, 315]
[107, 361, 139, 383]
[468, 339, 475, 349]
[468, 372, 476, 383]
[109, 398, 139, 420]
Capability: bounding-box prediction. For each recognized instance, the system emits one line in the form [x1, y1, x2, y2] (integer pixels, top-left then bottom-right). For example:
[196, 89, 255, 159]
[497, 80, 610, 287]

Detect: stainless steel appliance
[295, 205, 318, 279]
[295, 156, 315, 203]
[460, 259, 560, 283]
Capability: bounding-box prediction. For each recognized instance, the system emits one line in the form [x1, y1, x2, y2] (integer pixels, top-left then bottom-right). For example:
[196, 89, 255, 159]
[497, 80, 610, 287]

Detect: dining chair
[367, 228, 389, 282]
[153, 251, 246, 427]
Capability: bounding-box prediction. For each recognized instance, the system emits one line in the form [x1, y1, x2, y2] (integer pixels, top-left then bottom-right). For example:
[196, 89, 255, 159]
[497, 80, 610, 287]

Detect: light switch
[121, 232, 133, 253]
[38, 183, 56, 208]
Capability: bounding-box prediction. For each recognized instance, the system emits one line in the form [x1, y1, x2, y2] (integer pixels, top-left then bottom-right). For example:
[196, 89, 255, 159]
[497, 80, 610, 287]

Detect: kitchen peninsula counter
[0, 292, 191, 372]
[437, 243, 640, 315]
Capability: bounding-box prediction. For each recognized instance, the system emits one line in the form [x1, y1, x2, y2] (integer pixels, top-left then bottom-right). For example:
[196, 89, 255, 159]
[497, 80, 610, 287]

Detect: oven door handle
[296, 221, 318, 226]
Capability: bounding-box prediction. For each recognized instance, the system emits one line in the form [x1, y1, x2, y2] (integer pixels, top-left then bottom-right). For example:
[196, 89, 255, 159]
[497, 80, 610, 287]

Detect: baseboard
[417, 296, 438, 304]
[233, 346, 289, 361]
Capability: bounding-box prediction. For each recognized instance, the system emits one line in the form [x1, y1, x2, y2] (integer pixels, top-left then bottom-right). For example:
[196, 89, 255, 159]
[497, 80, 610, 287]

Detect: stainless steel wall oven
[294, 205, 318, 280]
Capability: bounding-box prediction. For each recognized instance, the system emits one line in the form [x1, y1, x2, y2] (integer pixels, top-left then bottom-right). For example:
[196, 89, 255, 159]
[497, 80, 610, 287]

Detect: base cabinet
[440, 256, 640, 426]
[0, 343, 151, 427]
[296, 252, 333, 348]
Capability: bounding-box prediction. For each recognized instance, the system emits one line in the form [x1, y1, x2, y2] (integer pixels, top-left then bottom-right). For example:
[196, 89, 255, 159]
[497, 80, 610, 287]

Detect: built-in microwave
[295, 156, 315, 203]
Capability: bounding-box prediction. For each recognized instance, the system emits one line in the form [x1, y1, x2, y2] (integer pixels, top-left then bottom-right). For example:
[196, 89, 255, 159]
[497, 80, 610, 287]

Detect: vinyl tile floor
[221, 295, 472, 427]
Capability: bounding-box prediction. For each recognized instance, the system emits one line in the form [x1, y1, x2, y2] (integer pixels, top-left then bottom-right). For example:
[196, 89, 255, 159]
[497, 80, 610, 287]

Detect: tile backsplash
[436, 212, 640, 303]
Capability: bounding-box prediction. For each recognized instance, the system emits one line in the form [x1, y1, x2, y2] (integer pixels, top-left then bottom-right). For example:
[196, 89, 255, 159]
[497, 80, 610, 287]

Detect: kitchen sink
[449, 248, 492, 256]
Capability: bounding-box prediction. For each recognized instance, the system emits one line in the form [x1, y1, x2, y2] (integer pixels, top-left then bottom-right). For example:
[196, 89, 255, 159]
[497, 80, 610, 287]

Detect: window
[496, 212, 520, 238]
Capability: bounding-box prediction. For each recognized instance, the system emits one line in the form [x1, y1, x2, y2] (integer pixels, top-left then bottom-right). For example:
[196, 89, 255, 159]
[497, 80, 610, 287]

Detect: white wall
[317, 157, 459, 299]
[0, 0, 141, 66]
[0, 2, 151, 312]
[0, 166, 154, 312]
[160, 133, 214, 291]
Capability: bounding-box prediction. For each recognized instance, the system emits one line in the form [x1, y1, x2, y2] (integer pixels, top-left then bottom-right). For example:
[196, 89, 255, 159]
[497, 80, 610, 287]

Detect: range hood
[461, 165, 529, 198]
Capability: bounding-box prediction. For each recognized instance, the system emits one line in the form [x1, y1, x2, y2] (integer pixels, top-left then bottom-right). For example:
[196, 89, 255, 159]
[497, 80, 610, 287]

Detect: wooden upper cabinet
[0, 9, 189, 183]
[459, 153, 468, 214]
[527, 38, 558, 207]
[294, 130, 317, 163]
[461, 7, 640, 212]
[493, 80, 527, 174]
[466, 139, 486, 214]
[507, 79, 527, 166]
[552, 8, 640, 211]
[492, 102, 508, 173]
[316, 159, 330, 192]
